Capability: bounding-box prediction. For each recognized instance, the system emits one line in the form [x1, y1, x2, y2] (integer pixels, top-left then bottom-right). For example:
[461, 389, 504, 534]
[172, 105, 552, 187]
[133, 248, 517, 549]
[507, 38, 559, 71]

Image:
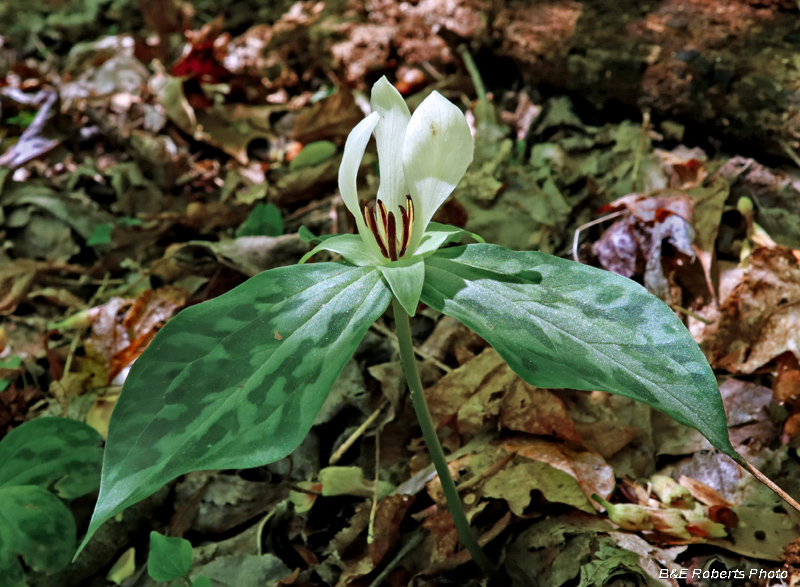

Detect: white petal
[371, 76, 411, 213]
[402, 91, 473, 253]
[338, 111, 383, 260]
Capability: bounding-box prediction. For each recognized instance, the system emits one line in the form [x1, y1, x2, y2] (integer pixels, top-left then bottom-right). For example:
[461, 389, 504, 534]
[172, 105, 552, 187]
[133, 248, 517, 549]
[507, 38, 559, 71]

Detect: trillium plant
[80, 78, 798, 575]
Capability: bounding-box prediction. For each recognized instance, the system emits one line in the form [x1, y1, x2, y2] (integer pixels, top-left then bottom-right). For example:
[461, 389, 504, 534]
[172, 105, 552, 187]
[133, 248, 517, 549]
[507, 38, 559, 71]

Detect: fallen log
[490, 0, 800, 157]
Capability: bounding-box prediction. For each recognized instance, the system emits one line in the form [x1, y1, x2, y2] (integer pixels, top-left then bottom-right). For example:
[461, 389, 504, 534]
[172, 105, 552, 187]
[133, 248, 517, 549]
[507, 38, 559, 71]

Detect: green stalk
[391, 298, 496, 577]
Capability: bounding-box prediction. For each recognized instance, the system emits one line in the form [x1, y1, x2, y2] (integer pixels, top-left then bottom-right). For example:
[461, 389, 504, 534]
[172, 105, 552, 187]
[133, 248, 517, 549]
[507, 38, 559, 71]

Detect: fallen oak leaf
[499, 436, 615, 509]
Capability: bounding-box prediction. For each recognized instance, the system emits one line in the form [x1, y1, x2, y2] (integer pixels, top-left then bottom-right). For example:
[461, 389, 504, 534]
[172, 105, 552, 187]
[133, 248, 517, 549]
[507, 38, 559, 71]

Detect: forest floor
[2, 1, 800, 586]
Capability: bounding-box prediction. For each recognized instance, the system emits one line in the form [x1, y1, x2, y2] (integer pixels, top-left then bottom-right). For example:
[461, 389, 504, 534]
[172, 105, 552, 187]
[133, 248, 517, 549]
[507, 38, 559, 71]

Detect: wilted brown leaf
[425, 347, 580, 442]
[499, 378, 581, 442]
[84, 286, 188, 383]
[369, 494, 415, 565]
[712, 247, 800, 373]
[293, 86, 365, 145]
[595, 191, 696, 302]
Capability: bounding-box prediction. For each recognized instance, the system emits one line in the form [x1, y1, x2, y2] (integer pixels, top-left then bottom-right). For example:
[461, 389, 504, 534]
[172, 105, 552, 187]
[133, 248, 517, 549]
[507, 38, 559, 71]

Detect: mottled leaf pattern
[82, 263, 392, 551]
[0, 485, 76, 586]
[422, 244, 735, 457]
[0, 417, 103, 498]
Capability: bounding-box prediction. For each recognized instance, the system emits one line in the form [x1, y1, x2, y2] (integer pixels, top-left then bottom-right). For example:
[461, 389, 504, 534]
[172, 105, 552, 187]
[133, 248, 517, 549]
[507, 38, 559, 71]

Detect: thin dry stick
[455, 453, 514, 492]
[329, 398, 389, 465]
[86, 271, 112, 308]
[61, 334, 81, 377]
[370, 321, 452, 373]
[284, 483, 323, 497]
[780, 140, 800, 169]
[367, 530, 425, 587]
[671, 305, 714, 325]
[572, 210, 628, 263]
[734, 455, 800, 514]
[368, 431, 381, 546]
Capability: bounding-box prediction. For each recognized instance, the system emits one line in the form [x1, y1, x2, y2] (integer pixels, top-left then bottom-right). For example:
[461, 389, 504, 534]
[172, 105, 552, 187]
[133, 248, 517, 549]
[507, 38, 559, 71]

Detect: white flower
[339, 76, 474, 264]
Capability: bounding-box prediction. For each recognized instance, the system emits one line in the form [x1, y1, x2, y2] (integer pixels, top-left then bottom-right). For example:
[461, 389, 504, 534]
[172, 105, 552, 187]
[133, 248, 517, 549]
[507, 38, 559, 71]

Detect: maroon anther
[362, 195, 415, 261]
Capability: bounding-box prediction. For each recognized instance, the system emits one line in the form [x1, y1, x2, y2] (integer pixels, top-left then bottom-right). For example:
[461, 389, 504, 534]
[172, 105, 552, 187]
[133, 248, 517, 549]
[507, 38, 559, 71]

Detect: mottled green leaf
[81, 263, 392, 553]
[299, 234, 377, 266]
[0, 417, 103, 499]
[0, 485, 76, 586]
[421, 244, 735, 457]
[148, 532, 192, 581]
[414, 222, 485, 258]
[193, 577, 212, 587]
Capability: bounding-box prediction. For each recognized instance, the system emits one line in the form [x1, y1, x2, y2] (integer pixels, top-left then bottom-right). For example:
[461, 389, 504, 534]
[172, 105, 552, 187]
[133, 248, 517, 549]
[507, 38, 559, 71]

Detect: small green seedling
[236, 202, 284, 237]
[148, 532, 209, 587]
[78, 77, 799, 576]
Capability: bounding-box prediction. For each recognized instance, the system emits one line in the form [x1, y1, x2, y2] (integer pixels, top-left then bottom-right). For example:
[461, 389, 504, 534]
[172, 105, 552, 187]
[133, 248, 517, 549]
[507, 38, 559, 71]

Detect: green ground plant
[77, 77, 799, 577]
[0, 418, 102, 586]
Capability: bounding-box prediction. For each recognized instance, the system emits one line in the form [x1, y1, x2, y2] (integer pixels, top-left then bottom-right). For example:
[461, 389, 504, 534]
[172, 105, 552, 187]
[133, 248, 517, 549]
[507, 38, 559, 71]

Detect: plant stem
[391, 298, 496, 577]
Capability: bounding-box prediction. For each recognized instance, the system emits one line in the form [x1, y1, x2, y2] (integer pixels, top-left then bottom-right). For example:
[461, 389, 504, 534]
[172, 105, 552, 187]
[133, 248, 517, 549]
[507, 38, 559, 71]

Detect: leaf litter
[2, 1, 800, 586]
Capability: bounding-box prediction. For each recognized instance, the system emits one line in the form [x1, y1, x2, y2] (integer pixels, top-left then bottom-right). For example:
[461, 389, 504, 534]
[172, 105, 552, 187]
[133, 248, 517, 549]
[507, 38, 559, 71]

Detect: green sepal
[0, 417, 103, 499]
[421, 244, 735, 458]
[378, 255, 425, 317]
[148, 532, 193, 581]
[79, 263, 392, 555]
[299, 223, 482, 266]
[299, 234, 378, 266]
[0, 485, 77, 586]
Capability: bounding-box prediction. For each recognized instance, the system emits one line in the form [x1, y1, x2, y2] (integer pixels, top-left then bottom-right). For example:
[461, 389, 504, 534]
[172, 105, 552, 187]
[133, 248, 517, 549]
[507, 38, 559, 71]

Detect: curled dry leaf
[678, 475, 731, 508]
[368, 494, 416, 565]
[712, 247, 800, 373]
[84, 286, 188, 383]
[424, 347, 580, 442]
[655, 147, 707, 190]
[594, 191, 696, 303]
[293, 86, 365, 144]
[332, 495, 415, 586]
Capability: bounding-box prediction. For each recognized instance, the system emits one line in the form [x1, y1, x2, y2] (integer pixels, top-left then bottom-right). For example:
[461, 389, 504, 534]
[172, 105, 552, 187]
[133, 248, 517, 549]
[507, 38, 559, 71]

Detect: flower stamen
[399, 195, 414, 258]
[377, 199, 389, 241]
[364, 204, 390, 259]
[363, 195, 415, 261]
[387, 211, 398, 261]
